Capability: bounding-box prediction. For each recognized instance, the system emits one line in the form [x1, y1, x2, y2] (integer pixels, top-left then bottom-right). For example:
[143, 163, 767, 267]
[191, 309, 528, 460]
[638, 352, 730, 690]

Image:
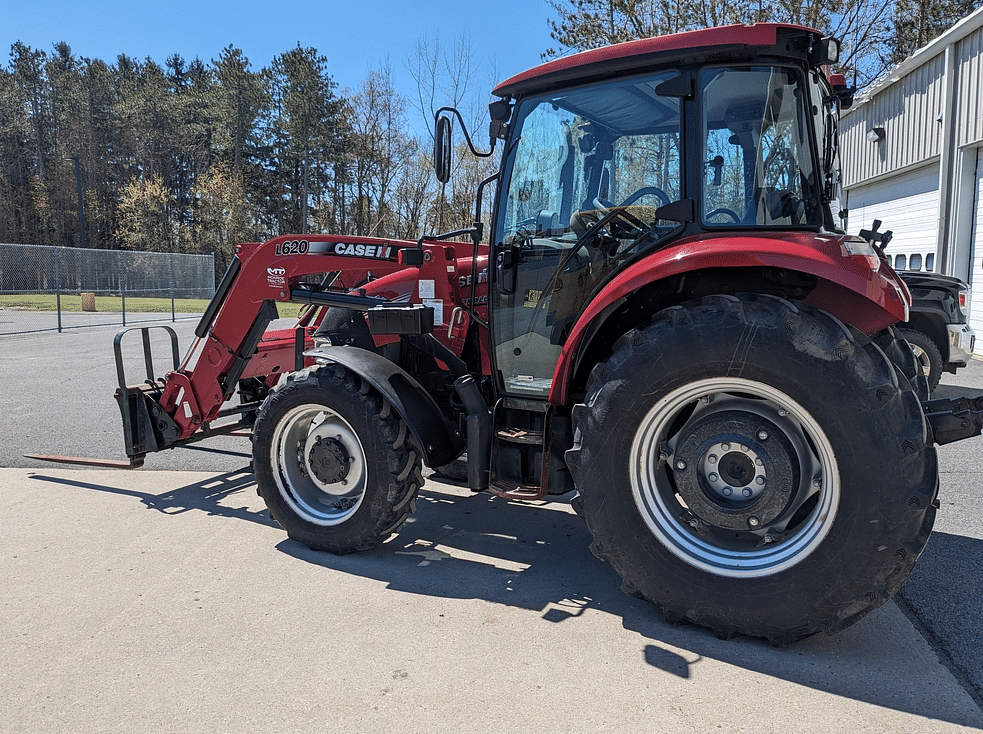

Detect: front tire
[252, 364, 423, 554]
[567, 294, 938, 644]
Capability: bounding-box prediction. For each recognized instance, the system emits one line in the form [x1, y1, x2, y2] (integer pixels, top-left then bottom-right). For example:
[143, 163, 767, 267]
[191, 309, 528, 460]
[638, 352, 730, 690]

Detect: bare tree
[545, 0, 900, 88]
[345, 64, 415, 237]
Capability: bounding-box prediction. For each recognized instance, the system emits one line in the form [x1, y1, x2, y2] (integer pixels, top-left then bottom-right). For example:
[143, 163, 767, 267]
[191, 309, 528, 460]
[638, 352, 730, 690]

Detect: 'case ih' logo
[267, 267, 286, 288]
[334, 242, 393, 259]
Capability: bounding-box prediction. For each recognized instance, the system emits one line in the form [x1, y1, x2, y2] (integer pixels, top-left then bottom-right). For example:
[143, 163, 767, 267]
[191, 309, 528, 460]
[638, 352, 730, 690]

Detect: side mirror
[434, 115, 453, 184]
[828, 73, 855, 110]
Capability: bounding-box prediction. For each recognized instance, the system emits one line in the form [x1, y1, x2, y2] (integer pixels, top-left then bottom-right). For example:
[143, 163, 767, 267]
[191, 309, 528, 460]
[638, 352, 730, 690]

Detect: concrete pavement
[2, 466, 982, 733]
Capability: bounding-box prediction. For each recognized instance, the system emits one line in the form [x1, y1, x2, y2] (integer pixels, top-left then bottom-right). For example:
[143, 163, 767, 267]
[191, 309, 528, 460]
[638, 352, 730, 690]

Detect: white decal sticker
[423, 298, 443, 325]
[266, 267, 286, 289]
[419, 280, 435, 299]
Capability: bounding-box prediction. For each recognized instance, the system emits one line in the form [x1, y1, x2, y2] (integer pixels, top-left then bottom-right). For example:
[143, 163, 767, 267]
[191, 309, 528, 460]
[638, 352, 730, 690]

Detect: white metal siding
[840, 54, 946, 187]
[968, 149, 983, 350]
[846, 165, 940, 270]
[955, 26, 983, 147]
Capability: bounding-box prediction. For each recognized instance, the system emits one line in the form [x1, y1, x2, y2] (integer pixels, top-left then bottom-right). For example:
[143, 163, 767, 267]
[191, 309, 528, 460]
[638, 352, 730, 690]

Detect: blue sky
[4, 0, 558, 129]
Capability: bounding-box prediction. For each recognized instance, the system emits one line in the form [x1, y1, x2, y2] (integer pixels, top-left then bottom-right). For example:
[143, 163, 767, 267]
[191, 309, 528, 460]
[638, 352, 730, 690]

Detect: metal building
[840, 6, 983, 345]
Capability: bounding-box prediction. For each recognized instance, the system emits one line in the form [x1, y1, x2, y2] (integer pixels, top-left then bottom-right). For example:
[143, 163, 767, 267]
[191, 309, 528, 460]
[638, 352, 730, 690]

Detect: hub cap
[271, 405, 367, 526]
[630, 378, 839, 578]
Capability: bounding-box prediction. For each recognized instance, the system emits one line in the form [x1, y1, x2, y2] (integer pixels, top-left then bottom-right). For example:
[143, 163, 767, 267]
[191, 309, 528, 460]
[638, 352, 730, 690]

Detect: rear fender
[548, 232, 910, 405]
[303, 345, 464, 468]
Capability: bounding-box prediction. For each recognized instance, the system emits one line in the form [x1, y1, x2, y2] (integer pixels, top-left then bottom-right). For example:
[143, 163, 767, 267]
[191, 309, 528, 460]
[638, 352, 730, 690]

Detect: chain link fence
[0, 244, 215, 336]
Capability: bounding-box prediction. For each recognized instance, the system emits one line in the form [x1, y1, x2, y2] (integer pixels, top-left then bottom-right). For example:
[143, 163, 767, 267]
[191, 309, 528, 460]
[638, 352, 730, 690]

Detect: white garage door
[847, 165, 940, 272]
[968, 148, 983, 352]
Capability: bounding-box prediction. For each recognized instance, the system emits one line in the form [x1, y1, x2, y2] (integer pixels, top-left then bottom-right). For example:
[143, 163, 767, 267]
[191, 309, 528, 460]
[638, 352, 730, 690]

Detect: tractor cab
[487, 59, 836, 400]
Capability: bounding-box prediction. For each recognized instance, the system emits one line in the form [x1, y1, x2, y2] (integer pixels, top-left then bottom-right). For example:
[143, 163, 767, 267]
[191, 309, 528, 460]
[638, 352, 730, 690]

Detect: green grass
[0, 293, 213, 313]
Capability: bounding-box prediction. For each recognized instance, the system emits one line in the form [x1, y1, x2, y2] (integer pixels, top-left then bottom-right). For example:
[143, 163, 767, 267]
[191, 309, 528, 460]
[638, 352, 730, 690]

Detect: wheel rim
[270, 404, 367, 526]
[909, 343, 932, 378]
[629, 377, 840, 578]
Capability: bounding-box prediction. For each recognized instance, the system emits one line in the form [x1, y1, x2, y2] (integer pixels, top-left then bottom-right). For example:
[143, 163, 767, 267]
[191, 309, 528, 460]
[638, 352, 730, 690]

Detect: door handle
[496, 247, 517, 294]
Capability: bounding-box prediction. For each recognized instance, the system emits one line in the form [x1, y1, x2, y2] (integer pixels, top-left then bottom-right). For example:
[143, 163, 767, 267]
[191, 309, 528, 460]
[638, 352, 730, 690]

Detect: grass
[0, 293, 213, 313]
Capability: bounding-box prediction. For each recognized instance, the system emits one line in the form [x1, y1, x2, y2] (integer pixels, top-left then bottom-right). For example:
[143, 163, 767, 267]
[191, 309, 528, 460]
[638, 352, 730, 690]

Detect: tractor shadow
[28, 466, 276, 527]
[29, 467, 983, 726]
[280, 478, 983, 728]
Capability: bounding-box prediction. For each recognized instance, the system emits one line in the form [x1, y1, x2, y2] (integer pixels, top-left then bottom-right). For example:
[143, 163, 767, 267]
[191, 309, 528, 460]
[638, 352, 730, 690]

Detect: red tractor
[36, 23, 983, 644]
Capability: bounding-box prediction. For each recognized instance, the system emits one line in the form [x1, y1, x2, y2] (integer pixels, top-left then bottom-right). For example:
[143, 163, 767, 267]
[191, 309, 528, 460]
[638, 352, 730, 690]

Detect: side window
[501, 103, 573, 242]
[702, 67, 820, 227]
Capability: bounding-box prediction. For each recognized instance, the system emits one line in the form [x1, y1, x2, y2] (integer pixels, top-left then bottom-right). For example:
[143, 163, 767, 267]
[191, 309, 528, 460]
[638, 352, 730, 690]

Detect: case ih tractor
[34, 23, 983, 644]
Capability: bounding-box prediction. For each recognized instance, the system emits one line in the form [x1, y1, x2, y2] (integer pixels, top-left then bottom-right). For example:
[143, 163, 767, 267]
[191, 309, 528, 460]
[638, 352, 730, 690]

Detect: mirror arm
[435, 106, 497, 158]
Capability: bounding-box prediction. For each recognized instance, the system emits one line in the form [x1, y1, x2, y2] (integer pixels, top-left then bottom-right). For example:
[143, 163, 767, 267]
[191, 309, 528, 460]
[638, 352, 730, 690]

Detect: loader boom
[114, 235, 438, 460]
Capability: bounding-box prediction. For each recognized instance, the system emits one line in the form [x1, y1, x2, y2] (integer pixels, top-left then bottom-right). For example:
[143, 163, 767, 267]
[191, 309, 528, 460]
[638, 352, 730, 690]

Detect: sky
[3, 0, 559, 131]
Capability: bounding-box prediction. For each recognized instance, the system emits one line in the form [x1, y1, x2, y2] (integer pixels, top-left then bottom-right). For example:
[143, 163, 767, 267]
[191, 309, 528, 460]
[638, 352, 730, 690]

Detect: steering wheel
[570, 205, 650, 241]
[618, 186, 671, 208]
[705, 207, 742, 224]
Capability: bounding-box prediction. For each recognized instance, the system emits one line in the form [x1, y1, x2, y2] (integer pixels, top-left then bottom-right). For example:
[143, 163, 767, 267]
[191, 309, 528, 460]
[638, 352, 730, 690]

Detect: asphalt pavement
[2, 313, 983, 732]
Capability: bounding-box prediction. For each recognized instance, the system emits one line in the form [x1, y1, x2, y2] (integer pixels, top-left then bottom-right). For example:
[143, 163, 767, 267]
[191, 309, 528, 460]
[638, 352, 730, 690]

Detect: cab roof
[492, 23, 822, 99]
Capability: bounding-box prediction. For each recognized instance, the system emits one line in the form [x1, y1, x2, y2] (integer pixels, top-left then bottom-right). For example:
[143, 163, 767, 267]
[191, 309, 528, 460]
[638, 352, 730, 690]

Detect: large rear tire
[567, 294, 938, 644]
[252, 364, 423, 554]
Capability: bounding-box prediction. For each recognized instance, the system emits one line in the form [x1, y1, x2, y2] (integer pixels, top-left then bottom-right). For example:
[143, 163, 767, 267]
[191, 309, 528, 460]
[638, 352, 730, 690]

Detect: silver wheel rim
[909, 343, 932, 378]
[270, 404, 367, 526]
[629, 377, 840, 578]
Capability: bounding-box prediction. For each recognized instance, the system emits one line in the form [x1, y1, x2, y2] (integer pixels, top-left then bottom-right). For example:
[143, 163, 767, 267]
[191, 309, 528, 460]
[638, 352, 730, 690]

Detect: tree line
[3, 1, 979, 273]
[0, 39, 492, 275]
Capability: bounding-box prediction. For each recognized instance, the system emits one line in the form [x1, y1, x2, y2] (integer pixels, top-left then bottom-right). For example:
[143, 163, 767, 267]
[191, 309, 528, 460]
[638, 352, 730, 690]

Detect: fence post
[170, 252, 176, 322]
[119, 250, 126, 327]
[55, 246, 62, 333]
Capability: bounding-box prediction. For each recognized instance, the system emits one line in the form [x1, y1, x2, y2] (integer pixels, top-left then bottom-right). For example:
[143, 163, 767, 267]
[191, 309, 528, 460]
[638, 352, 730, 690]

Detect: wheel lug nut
[748, 516, 761, 528]
[709, 472, 719, 482]
[676, 460, 687, 470]
[758, 430, 768, 440]
[721, 442, 731, 451]
[742, 487, 753, 497]
[708, 454, 717, 464]
[756, 476, 765, 485]
[722, 487, 732, 496]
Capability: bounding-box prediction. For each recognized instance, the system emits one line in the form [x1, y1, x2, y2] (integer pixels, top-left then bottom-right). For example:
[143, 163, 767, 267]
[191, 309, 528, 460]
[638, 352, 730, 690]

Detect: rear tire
[567, 294, 938, 644]
[252, 364, 423, 554]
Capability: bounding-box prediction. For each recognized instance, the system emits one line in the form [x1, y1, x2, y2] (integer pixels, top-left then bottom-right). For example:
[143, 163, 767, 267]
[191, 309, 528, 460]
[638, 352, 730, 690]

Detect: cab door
[489, 73, 683, 399]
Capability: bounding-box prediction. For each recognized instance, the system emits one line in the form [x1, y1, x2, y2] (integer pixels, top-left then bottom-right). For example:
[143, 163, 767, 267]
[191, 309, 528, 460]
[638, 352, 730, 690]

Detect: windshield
[499, 71, 682, 249]
[701, 66, 822, 227]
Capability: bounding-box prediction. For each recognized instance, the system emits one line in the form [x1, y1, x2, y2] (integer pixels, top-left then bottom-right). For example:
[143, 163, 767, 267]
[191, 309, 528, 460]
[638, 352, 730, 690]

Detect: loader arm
[127, 235, 418, 449]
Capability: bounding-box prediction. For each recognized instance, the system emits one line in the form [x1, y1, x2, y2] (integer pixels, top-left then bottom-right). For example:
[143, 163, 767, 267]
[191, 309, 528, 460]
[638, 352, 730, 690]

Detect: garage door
[968, 148, 983, 353]
[846, 165, 940, 272]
